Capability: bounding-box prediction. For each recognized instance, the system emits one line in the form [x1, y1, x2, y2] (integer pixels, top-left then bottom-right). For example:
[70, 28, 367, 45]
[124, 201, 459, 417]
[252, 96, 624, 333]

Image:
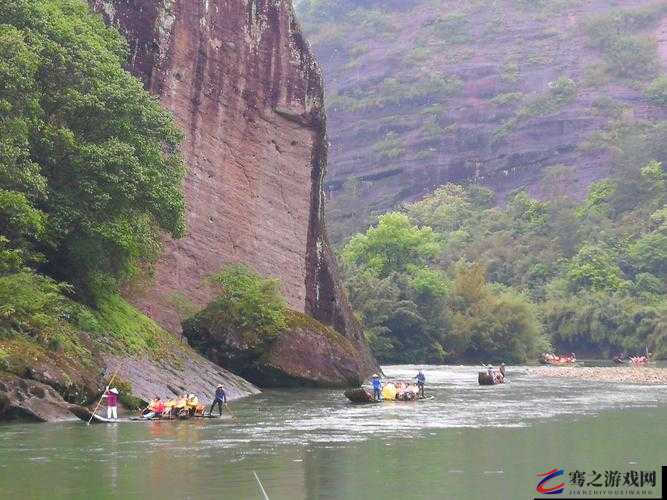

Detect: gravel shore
[529, 366, 667, 385]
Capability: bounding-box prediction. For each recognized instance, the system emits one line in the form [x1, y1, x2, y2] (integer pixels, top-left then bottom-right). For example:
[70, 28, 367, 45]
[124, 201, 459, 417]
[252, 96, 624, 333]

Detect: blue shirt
[372, 378, 381, 390]
[416, 373, 426, 384]
[214, 387, 226, 402]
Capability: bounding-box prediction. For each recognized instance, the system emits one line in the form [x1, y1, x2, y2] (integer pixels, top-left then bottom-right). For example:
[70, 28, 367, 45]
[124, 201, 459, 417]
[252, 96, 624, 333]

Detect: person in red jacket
[103, 387, 119, 420]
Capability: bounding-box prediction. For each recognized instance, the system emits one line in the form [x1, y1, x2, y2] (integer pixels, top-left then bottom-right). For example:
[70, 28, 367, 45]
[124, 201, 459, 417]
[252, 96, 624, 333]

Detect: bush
[490, 92, 523, 107]
[0, 272, 70, 338]
[0, 347, 9, 370]
[207, 265, 287, 340]
[427, 13, 471, 45]
[585, 6, 665, 81]
[372, 131, 405, 160]
[520, 77, 577, 118]
[549, 76, 577, 102]
[646, 76, 667, 106]
[114, 379, 145, 410]
[605, 36, 659, 80]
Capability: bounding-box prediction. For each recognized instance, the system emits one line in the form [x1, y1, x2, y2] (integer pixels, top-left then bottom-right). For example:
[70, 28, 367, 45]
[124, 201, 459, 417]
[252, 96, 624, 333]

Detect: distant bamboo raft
[478, 372, 504, 385]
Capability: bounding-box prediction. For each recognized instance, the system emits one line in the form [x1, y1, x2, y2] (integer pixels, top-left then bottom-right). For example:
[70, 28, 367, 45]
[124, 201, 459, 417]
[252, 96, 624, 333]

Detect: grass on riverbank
[0, 271, 182, 379]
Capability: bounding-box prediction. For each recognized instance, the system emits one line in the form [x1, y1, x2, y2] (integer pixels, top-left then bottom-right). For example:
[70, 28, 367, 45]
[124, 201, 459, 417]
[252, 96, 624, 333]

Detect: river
[1, 365, 665, 499]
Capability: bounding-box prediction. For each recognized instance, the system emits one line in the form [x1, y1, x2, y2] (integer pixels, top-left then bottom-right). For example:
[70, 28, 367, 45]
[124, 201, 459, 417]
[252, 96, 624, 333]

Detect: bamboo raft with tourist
[539, 352, 577, 366]
[478, 364, 506, 385]
[73, 383, 232, 424]
[613, 349, 651, 365]
[345, 370, 432, 403]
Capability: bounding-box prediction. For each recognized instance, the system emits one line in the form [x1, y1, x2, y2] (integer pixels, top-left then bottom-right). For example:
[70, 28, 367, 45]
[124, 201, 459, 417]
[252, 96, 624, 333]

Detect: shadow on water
[0, 365, 665, 499]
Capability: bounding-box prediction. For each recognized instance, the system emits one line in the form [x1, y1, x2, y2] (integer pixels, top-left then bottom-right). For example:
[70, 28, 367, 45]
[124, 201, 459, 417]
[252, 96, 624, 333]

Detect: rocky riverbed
[529, 366, 667, 385]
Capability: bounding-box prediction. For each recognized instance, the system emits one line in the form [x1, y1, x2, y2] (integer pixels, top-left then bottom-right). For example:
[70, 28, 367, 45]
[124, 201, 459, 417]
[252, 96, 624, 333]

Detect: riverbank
[0, 294, 259, 422]
[529, 366, 667, 384]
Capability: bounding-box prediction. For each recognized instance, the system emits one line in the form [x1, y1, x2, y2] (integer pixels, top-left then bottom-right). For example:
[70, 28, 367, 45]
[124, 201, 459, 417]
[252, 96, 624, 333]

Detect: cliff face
[88, 0, 363, 348]
[297, 0, 667, 243]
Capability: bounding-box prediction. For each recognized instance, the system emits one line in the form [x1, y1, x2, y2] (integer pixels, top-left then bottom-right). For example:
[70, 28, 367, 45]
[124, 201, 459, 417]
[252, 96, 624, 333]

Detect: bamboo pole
[87, 369, 120, 425]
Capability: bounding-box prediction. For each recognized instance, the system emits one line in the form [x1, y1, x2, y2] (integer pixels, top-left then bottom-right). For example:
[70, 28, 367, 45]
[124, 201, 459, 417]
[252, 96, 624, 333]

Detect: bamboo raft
[70, 405, 230, 423]
[343, 387, 434, 404]
[478, 371, 505, 385]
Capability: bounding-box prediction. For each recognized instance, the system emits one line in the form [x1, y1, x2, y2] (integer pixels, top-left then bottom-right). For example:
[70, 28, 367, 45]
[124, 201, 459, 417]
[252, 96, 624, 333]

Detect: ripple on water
[223, 364, 667, 446]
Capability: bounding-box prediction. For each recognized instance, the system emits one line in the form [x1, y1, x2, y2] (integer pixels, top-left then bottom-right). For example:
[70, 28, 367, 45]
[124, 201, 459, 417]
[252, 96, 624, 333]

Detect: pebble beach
[529, 366, 667, 385]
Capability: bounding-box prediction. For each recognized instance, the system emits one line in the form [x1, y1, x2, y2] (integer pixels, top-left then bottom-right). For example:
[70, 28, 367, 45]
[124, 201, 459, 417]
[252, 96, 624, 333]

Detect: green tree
[447, 263, 544, 363]
[405, 183, 493, 233]
[0, 0, 186, 300]
[629, 232, 667, 278]
[566, 244, 626, 292]
[342, 212, 442, 277]
[646, 75, 667, 106]
[0, 190, 45, 272]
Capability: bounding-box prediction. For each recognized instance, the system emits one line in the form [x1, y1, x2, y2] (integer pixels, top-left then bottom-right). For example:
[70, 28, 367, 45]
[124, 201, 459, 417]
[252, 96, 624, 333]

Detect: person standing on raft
[416, 369, 426, 398]
[371, 374, 382, 401]
[103, 387, 119, 420]
[209, 384, 227, 416]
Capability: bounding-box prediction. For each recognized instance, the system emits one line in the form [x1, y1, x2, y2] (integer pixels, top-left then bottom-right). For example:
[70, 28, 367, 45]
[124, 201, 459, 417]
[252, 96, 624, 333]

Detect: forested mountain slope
[297, 0, 667, 242]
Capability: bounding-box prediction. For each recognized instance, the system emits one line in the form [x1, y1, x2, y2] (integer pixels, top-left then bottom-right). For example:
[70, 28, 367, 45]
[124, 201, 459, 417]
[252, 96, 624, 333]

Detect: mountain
[296, 0, 667, 243]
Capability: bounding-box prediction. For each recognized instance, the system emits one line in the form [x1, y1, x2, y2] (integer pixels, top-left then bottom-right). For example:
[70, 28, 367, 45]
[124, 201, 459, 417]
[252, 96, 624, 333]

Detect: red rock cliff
[88, 0, 365, 349]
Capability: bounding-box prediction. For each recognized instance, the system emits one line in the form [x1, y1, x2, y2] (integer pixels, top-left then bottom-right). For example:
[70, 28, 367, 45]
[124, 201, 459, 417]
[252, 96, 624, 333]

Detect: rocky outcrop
[183, 309, 373, 388]
[0, 328, 258, 422]
[0, 373, 79, 422]
[87, 0, 364, 348]
[104, 344, 260, 402]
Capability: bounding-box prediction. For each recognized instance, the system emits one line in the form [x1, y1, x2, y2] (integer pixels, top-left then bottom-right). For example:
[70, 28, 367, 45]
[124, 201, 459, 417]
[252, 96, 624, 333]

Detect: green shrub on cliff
[0, 271, 92, 358]
[585, 5, 666, 81]
[0, 347, 9, 370]
[646, 76, 667, 106]
[207, 265, 288, 341]
[0, 0, 185, 301]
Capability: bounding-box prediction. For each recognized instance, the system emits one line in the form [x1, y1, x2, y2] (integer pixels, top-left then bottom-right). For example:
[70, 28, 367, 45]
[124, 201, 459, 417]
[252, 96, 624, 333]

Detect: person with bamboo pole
[87, 368, 121, 425]
[209, 384, 227, 416]
[102, 387, 119, 420]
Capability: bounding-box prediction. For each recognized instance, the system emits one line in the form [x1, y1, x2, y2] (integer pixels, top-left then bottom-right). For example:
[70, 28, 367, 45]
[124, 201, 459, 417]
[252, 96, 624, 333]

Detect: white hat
[110, 388, 119, 394]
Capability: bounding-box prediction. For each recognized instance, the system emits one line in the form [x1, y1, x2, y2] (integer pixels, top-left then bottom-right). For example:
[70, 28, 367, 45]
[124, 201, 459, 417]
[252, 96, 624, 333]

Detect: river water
[1, 365, 665, 499]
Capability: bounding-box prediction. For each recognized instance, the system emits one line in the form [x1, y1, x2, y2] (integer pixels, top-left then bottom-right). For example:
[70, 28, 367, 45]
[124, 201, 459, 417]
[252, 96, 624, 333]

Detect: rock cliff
[86, 2, 343, 327]
[87, 0, 376, 376]
[297, 0, 667, 243]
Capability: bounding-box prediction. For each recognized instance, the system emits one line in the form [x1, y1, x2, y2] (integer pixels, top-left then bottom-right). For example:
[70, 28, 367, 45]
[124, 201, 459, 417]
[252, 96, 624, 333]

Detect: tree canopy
[341, 141, 666, 361]
[0, 0, 185, 301]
